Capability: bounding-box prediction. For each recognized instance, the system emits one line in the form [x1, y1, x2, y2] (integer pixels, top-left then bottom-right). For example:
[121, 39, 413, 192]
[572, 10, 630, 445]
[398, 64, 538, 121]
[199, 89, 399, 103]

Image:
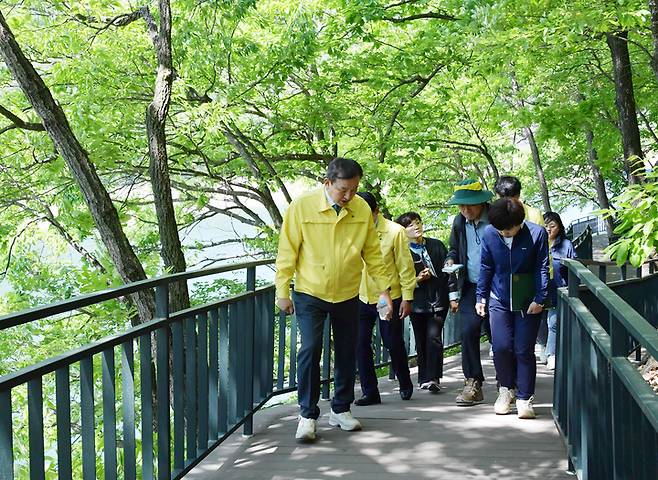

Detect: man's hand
[475, 301, 487, 317]
[450, 300, 459, 313]
[416, 268, 431, 284]
[445, 259, 454, 267]
[399, 300, 412, 319]
[527, 302, 544, 315]
[277, 298, 294, 315]
[379, 290, 394, 321]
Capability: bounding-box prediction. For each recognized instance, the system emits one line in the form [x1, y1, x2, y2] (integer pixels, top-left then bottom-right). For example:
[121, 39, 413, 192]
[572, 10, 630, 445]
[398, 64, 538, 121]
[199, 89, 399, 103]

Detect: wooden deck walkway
[187, 345, 572, 480]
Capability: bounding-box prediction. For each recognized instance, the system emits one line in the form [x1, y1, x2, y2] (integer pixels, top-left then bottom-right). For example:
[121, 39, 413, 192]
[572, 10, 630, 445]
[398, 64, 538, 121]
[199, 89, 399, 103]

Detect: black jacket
[446, 205, 490, 296]
[410, 237, 453, 313]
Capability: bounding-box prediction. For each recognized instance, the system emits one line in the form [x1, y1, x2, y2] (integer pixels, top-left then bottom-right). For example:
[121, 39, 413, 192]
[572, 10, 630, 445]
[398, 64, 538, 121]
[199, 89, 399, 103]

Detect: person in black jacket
[396, 212, 454, 393]
[445, 179, 494, 406]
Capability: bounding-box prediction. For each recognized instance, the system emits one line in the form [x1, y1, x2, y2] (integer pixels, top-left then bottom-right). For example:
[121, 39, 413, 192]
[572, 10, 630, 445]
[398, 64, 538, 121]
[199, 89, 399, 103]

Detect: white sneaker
[489, 346, 494, 358]
[516, 396, 536, 419]
[546, 355, 556, 371]
[494, 387, 515, 415]
[295, 417, 317, 441]
[328, 410, 362, 431]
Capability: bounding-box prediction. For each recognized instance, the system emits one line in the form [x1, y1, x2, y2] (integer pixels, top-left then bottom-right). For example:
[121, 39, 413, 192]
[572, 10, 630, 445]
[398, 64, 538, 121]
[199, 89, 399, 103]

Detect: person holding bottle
[355, 192, 416, 405]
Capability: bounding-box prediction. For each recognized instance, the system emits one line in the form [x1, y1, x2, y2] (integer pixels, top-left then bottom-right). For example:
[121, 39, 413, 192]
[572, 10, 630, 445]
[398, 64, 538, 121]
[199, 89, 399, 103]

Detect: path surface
[187, 345, 573, 480]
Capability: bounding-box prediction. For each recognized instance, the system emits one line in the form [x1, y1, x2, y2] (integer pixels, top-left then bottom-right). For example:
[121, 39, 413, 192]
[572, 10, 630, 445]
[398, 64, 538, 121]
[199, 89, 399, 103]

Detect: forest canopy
[1, 0, 657, 320]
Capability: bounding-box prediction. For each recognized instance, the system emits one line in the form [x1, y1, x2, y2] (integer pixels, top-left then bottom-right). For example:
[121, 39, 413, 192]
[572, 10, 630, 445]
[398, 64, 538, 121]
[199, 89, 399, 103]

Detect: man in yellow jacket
[275, 158, 393, 442]
[355, 192, 417, 405]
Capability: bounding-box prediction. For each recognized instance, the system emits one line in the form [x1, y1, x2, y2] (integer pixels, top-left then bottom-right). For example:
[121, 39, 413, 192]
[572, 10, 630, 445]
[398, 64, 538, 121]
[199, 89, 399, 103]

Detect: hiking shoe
[494, 387, 515, 415]
[546, 355, 556, 371]
[456, 378, 484, 406]
[295, 417, 317, 442]
[328, 410, 362, 431]
[400, 388, 413, 400]
[517, 396, 536, 419]
[419, 382, 431, 390]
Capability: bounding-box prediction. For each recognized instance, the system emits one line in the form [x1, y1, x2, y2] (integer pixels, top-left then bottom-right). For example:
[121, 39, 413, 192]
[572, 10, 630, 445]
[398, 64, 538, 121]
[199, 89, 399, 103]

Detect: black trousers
[410, 311, 446, 384]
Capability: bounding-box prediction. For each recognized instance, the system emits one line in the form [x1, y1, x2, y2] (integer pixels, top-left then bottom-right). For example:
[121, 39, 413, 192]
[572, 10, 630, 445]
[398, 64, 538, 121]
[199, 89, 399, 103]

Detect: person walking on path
[476, 198, 549, 419]
[396, 211, 454, 393]
[543, 211, 577, 371]
[275, 158, 393, 442]
[355, 192, 416, 405]
[445, 179, 494, 406]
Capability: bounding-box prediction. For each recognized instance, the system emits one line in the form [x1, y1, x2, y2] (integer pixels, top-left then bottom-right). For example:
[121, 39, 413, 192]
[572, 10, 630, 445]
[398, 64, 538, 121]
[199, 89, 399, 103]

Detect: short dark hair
[395, 211, 422, 227]
[543, 211, 565, 236]
[488, 198, 525, 230]
[326, 157, 363, 181]
[357, 191, 378, 212]
[494, 175, 522, 197]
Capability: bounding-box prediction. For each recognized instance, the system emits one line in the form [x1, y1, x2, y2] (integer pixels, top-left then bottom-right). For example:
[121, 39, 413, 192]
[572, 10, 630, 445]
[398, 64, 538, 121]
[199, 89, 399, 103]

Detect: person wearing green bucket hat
[447, 179, 495, 206]
[445, 179, 494, 406]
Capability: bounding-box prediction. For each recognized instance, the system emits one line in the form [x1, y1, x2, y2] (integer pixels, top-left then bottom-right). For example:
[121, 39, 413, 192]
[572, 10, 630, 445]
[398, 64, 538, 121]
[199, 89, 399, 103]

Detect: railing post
[155, 284, 170, 480]
[244, 266, 256, 436]
[0, 389, 13, 480]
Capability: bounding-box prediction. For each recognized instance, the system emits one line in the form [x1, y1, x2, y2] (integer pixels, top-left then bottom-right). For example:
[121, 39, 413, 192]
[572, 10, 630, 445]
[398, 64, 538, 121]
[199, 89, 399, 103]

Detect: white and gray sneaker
[328, 410, 362, 431]
[494, 387, 516, 415]
[295, 417, 317, 441]
[516, 396, 536, 419]
[546, 355, 556, 371]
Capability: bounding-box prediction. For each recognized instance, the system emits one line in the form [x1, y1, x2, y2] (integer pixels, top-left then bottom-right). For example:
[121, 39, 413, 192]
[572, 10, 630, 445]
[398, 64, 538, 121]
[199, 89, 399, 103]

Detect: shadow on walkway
[187, 345, 572, 480]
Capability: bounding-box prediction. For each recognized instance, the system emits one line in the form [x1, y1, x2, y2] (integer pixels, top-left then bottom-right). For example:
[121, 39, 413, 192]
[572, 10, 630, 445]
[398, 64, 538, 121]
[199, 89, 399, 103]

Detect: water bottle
[377, 298, 390, 321]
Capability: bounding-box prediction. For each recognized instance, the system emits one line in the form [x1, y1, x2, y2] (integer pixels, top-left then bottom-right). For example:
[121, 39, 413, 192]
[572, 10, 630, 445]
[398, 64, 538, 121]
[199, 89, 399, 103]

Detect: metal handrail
[0, 258, 274, 330]
[555, 258, 658, 478]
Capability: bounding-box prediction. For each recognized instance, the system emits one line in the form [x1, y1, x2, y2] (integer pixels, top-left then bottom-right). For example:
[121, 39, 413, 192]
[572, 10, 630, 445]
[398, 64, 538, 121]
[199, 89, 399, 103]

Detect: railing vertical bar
[254, 294, 264, 403]
[244, 266, 256, 437]
[236, 301, 246, 426]
[620, 264, 627, 281]
[184, 316, 197, 462]
[121, 341, 136, 480]
[171, 320, 184, 473]
[55, 367, 72, 480]
[218, 305, 229, 434]
[277, 310, 286, 390]
[321, 316, 331, 400]
[139, 333, 154, 480]
[102, 349, 118, 480]
[0, 390, 13, 480]
[156, 326, 171, 479]
[228, 304, 238, 425]
[267, 290, 276, 394]
[198, 312, 209, 448]
[289, 313, 298, 388]
[27, 378, 45, 480]
[208, 309, 219, 440]
[80, 357, 96, 480]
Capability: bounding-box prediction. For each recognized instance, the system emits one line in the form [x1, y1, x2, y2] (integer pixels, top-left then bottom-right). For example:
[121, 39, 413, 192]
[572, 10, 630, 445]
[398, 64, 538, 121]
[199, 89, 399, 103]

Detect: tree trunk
[585, 129, 615, 236]
[606, 31, 644, 184]
[524, 126, 551, 212]
[145, 0, 190, 313]
[0, 11, 155, 323]
[649, 0, 658, 81]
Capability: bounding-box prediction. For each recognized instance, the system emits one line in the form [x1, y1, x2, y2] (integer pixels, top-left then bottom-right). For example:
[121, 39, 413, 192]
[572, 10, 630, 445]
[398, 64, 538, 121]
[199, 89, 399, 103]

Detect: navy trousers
[459, 282, 490, 381]
[357, 298, 413, 397]
[294, 291, 359, 419]
[410, 311, 446, 384]
[489, 298, 542, 400]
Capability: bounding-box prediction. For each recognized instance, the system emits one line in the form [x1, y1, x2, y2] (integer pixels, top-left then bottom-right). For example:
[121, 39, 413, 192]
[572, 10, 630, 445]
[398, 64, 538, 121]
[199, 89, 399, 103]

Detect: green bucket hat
[447, 179, 494, 205]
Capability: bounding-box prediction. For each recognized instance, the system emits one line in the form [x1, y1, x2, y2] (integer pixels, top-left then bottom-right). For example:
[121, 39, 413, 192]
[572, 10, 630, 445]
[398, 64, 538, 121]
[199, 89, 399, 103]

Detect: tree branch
[0, 104, 45, 134]
[383, 12, 457, 23]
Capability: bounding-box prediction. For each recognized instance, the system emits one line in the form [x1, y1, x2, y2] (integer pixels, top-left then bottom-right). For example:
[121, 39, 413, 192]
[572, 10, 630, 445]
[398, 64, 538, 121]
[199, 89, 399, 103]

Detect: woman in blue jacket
[543, 212, 577, 370]
[475, 198, 549, 419]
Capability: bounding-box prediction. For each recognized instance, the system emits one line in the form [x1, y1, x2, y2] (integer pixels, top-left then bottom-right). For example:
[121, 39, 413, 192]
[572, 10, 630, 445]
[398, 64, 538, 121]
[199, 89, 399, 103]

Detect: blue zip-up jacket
[548, 234, 577, 305]
[476, 221, 549, 311]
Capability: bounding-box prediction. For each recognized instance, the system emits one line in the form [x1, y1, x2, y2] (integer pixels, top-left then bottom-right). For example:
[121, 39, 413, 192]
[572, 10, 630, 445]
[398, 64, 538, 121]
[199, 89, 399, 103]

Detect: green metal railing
[1, 259, 465, 479]
[555, 258, 658, 479]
